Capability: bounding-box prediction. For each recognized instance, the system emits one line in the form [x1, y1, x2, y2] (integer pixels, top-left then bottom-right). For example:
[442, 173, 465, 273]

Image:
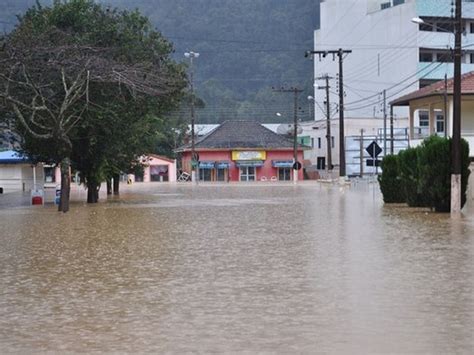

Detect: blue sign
[215, 161, 230, 169]
[235, 160, 264, 168]
[272, 160, 293, 168]
[199, 161, 216, 169]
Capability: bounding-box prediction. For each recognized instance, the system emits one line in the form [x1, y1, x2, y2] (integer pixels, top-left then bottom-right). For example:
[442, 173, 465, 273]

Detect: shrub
[378, 154, 405, 203]
[418, 136, 451, 212]
[398, 146, 428, 207]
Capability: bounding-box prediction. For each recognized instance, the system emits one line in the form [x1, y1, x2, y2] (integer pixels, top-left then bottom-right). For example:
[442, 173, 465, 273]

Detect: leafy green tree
[0, 0, 186, 210]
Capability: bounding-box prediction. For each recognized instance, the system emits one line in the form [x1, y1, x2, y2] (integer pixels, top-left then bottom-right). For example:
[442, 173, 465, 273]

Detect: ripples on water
[0, 183, 473, 353]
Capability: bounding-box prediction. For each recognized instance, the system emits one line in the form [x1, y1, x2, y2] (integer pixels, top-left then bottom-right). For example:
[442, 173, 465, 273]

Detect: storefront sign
[272, 160, 293, 168]
[231, 151, 266, 161]
[215, 161, 230, 169]
[199, 161, 216, 169]
[235, 160, 264, 167]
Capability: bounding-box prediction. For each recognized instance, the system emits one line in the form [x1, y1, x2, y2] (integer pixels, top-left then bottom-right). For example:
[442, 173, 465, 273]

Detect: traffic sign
[293, 161, 302, 170]
[366, 159, 381, 167]
[366, 141, 382, 158]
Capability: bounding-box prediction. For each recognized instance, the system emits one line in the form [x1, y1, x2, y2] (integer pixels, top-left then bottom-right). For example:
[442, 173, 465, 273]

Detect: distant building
[313, 0, 474, 121]
[177, 120, 308, 182]
[129, 154, 177, 183]
[0, 150, 60, 193]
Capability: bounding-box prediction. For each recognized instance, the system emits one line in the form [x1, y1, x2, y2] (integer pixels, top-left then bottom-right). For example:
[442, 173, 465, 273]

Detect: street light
[184, 51, 199, 185]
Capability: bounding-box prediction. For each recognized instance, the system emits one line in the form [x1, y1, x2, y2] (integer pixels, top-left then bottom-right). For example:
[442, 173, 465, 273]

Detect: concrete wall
[0, 164, 46, 192]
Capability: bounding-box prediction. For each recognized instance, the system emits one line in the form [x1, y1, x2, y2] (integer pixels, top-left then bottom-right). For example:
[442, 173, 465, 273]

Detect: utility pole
[444, 73, 448, 138]
[185, 51, 200, 185]
[273, 86, 304, 182]
[383, 89, 387, 158]
[451, 0, 462, 215]
[306, 48, 351, 178]
[390, 105, 394, 155]
[360, 129, 364, 177]
[316, 74, 333, 172]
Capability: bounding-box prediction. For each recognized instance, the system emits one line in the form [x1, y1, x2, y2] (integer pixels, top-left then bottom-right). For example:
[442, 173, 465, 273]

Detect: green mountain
[1, 0, 319, 123]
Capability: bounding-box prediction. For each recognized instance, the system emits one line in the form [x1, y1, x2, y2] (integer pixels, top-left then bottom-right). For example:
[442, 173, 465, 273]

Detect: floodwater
[0, 182, 473, 353]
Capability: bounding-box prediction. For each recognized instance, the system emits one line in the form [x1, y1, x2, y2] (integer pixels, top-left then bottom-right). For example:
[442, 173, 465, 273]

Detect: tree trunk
[87, 181, 100, 203]
[113, 173, 120, 195]
[106, 178, 112, 195]
[58, 157, 71, 213]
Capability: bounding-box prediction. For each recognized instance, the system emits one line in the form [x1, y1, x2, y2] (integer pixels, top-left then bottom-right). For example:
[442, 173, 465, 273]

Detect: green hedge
[379, 136, 471, 212]
[378, 155, 405, 203]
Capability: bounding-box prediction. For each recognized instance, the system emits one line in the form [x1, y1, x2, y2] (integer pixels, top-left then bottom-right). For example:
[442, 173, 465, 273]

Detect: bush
[398, 146, 428, 207]
[382, 136, 471, 212]
[378, 154, 405, 203]
[418, 136, 451, 212]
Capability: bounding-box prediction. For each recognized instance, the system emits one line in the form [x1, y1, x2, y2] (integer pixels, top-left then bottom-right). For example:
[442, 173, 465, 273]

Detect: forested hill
[1, 0, 320, 123]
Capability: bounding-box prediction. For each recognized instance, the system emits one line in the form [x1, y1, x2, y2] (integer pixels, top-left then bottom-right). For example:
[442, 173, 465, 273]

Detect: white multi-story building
[313, 0, 474, 124]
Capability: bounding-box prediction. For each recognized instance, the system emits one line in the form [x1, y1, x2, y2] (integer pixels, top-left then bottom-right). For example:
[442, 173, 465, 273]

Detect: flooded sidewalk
[0, 182, 473, 353]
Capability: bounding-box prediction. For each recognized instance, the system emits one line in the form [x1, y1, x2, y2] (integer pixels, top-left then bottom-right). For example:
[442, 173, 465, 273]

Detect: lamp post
[412, 4, 462, 215]
[184, 51, 199, 185]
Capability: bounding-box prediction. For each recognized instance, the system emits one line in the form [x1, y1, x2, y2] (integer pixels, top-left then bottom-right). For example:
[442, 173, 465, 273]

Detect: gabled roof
[177, 120, 301, 151]
[391, 70, 474, 106]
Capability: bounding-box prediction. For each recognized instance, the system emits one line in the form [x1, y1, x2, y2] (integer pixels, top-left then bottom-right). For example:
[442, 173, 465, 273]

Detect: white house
[299, 116, 408, 175]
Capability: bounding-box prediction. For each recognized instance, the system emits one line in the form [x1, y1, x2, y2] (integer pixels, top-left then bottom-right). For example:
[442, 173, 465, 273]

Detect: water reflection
[0, 183, 472, 353]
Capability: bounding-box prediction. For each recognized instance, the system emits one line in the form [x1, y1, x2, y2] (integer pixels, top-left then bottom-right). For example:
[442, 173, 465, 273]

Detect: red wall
[182, 149, 304, 181]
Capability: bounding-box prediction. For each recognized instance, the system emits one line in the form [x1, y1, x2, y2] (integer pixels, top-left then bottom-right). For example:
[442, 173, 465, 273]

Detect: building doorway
[317, 157, 326, 170]
[216, 168, 227, 181]
[278, 167, 291, 181]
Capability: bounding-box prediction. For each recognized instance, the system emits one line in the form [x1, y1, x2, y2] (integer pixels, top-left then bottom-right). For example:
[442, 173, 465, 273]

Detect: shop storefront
[176, 120, 308, 182]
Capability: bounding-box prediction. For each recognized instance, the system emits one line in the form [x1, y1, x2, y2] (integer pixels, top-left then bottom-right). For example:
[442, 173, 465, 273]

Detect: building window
[278, 168, 291, 181]
[393, 0, 404, 6]
[436, 112, 445, 134]
[380, 2, 391, 10]
[436, 21, 454, 33]
[240, 166, 256, 181]
[318, 137, 321, 149]
[419, 51, 433, 62]
[470, 52, 474, 64]
[437, 51, 453, 63]
[331, 136, 335, 148]
[471, 22, 474, 34]
[311, 137, 314, 148]
[44, 167, 55, 183]
[150, 165, 168, 182]
[419, 110, 429, 127]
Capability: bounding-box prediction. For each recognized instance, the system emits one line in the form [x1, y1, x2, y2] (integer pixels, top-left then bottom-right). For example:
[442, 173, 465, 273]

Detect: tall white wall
[314, 0, 419, 120]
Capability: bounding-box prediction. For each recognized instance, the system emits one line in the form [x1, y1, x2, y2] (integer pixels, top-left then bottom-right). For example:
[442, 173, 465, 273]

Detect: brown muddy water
[0, 182, 473, 353]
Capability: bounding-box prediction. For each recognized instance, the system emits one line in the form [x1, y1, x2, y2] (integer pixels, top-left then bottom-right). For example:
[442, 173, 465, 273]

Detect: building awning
[272, 160, 293, 168]
[235, 160, 264, 168]
[199, 161, 216, 169]
[0, 150, 30, 164]
[215, 161, 230, 169]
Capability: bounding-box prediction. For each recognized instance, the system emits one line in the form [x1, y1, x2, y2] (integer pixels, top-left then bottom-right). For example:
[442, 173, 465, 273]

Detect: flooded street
[0, 182, 473, 353]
